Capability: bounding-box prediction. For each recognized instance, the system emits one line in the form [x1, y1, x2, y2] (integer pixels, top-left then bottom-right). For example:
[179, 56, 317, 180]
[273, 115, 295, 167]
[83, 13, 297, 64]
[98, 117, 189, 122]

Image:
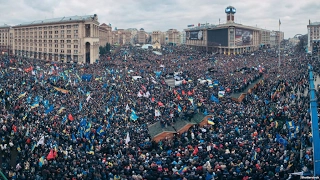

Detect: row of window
[16, 40, 78, 44]
[16, 44, 78, 48]
[15, 48, 78, 54]
[14, 34, 79, 38]
[15, 24, 79, 31]
[17, 30, 78, 35]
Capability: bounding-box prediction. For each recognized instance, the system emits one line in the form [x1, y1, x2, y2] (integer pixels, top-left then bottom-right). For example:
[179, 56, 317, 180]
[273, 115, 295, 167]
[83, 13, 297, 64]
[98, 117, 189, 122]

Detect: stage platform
[148, 113, 213, 142]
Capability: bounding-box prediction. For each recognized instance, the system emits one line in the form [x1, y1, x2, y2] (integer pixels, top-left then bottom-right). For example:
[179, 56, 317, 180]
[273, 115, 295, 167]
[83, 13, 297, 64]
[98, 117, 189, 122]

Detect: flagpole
[278, 19, 281, 71]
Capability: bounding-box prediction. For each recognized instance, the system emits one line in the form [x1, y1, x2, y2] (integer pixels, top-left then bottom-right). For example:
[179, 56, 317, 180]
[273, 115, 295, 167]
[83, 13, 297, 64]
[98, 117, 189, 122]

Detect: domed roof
[226, 5, 235, 9]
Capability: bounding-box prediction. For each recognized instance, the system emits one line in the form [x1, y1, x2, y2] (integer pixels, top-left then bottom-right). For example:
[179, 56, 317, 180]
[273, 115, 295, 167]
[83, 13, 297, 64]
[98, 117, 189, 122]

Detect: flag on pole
[279, 19, 281, 26]
[125, 132, 130, 144]
[37, 136, 45, 146]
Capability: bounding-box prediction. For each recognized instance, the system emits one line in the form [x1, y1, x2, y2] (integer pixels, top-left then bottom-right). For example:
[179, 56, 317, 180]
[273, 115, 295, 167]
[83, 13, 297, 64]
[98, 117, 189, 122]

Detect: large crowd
[0, 44, 318, 180]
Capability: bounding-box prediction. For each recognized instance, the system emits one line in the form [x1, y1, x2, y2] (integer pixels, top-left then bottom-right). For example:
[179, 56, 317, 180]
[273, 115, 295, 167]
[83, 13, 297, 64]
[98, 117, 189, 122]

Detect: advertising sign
[207, 29, 228, 46]
[235, 28, 253, 46]
[186, 30, 203, 40]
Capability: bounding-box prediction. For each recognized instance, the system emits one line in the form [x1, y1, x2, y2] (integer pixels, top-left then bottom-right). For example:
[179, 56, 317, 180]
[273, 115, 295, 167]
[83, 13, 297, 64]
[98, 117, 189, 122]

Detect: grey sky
[0, 0, 319, 38]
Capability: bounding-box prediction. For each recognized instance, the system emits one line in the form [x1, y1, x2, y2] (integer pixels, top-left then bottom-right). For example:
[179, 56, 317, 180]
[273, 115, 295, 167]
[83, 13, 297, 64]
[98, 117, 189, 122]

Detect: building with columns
[99, 23, 112, 46]
[0, 25, 13, 55]
[307, 21, 320, 53]
[0, 14, 102, 64]
[185, 6, 276, 55]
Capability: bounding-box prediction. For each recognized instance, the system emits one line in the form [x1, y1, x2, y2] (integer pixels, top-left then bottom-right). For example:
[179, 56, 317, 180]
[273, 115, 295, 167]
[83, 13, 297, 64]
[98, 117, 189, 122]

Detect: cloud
[0, 0, 319, 38]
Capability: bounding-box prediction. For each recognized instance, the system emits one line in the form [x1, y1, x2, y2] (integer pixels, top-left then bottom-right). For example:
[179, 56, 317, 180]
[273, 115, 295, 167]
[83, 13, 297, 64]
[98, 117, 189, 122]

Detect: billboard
[186, 30, 203, 40]
[207, 29, 228, 46]
[235, 28, 253, 46]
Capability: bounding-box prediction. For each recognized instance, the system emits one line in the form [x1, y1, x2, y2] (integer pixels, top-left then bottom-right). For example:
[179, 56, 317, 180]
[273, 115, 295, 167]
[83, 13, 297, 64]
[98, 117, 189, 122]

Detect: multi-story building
[167, 29, 180, 46]
[126, 28, 138, 45]
[8, 15, 100, 64]
[0, 25, 13, 55]
[307, 21, 320, 52]
[179, 31, 186, 45]
[99, 23, 112, 46]
[137, 28, 147, 44]
[270, 30, 284, 47]
[259, 29, 270, 47]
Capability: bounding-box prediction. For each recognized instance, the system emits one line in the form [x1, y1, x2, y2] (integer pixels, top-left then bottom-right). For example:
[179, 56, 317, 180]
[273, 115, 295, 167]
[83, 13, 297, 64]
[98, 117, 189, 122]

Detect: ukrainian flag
[17, 92, 27, 99]
[207, 118, 215, 125]
[286, 121, 295, 130]
[178, 105, 182, 112]
[31, 102, 39, 109]
[39, 156, 45, 167]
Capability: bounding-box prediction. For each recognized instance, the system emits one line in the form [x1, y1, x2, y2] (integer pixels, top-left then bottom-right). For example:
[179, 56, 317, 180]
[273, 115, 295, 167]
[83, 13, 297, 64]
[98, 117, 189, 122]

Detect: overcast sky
[0, 0, 319, 38]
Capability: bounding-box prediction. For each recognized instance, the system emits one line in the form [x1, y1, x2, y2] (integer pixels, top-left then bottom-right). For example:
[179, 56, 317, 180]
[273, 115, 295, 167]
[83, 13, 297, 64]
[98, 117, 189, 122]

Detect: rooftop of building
[309, 22, 320, 26]
[14, 15, 97, 27]
[185, 22, 261, 31]
[0, 24, 11, 28]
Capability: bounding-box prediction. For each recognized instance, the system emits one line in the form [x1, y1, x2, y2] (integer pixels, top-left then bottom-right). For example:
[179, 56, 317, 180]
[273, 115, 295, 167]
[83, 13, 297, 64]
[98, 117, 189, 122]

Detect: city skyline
[0, 0, 319, 38]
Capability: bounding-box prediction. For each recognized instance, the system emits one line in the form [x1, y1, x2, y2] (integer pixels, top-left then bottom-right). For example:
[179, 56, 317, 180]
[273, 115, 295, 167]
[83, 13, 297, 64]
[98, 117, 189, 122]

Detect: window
[49, 31, 52, 34]
[74, 45, 78, 48]
[67, 45, 71, 48]
[61, 35, 64, 38]
[54, 40, 58, 43]
[44, 48, 47, 52]
[55, 31, 58, 34]
[74, 34, 78, 38]
[61, 30, 64, 34]
[44, 31, 47, 34]
[67, 30, 71, 34]
[54, 35, 58, 38]
[39, 44, 42, 47]
[39, 48, 42, 51]
[49, 35, 52, 38]
[67, 49, 71, 53]
[49, 40, 52, 43]
[73, 24, 79, 28]
[74, 50, 78, 54]
[55, 49, 58, 53]
[60, 40, 64, 43]
[67, 25, 71, 29]
[49, 44, 52, 47]
[49, 49, 52, 52]
[67, 40, 71, 43]
[60, 49, 64, 53]
[74, 30, 78, 33]
[61, 44, 64, 48]
[67, 35, 71, 38]
[60, 25, 64, 29]
[54, 44, 58, 48]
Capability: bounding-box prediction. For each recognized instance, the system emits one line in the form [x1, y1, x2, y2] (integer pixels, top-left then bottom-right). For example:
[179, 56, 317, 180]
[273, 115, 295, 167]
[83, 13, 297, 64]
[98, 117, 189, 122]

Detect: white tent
[142, 44, 153, 49]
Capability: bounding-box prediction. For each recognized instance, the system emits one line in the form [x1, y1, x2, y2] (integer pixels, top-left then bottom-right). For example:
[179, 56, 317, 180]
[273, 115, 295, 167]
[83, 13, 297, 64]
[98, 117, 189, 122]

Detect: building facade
[0, 15, 102, 64]
[0, 25, 13, 55]
[259, 29, 270, 47]
[99, 23, 112, 47]
[179, 31, 186, 45]
[270, 30, 284, 47]
[307, 21, 320, 52]
[137, 28, 147, 44]
[185, 6, 264, 54]
[167, 29, 180, 46]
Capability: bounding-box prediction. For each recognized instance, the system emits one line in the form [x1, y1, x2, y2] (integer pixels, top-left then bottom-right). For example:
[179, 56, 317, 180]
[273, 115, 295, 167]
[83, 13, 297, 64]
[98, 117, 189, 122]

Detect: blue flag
[210, 95, 219, 103]
[45, 105, 54, 114]
[130, 111, 138, 121]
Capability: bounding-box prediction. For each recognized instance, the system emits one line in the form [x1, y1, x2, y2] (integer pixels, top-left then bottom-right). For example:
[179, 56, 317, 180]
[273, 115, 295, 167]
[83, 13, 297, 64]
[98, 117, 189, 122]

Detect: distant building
[259, 29, 270, 47]
[179, 31, 186, 45]
[137, 28, 147, 44]
[270, 30, 284, 47]
[0, 14, 101, 64]
[167, 29, 180, 46]
[307, 20, 320, 52]
[0, 25, 12, 55]
[99, 23, 112, 46]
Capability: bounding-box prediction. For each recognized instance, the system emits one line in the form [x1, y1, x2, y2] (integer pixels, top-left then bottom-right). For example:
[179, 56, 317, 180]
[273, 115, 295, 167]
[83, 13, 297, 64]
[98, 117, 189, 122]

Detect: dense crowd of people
[0, 44, 318, 180]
